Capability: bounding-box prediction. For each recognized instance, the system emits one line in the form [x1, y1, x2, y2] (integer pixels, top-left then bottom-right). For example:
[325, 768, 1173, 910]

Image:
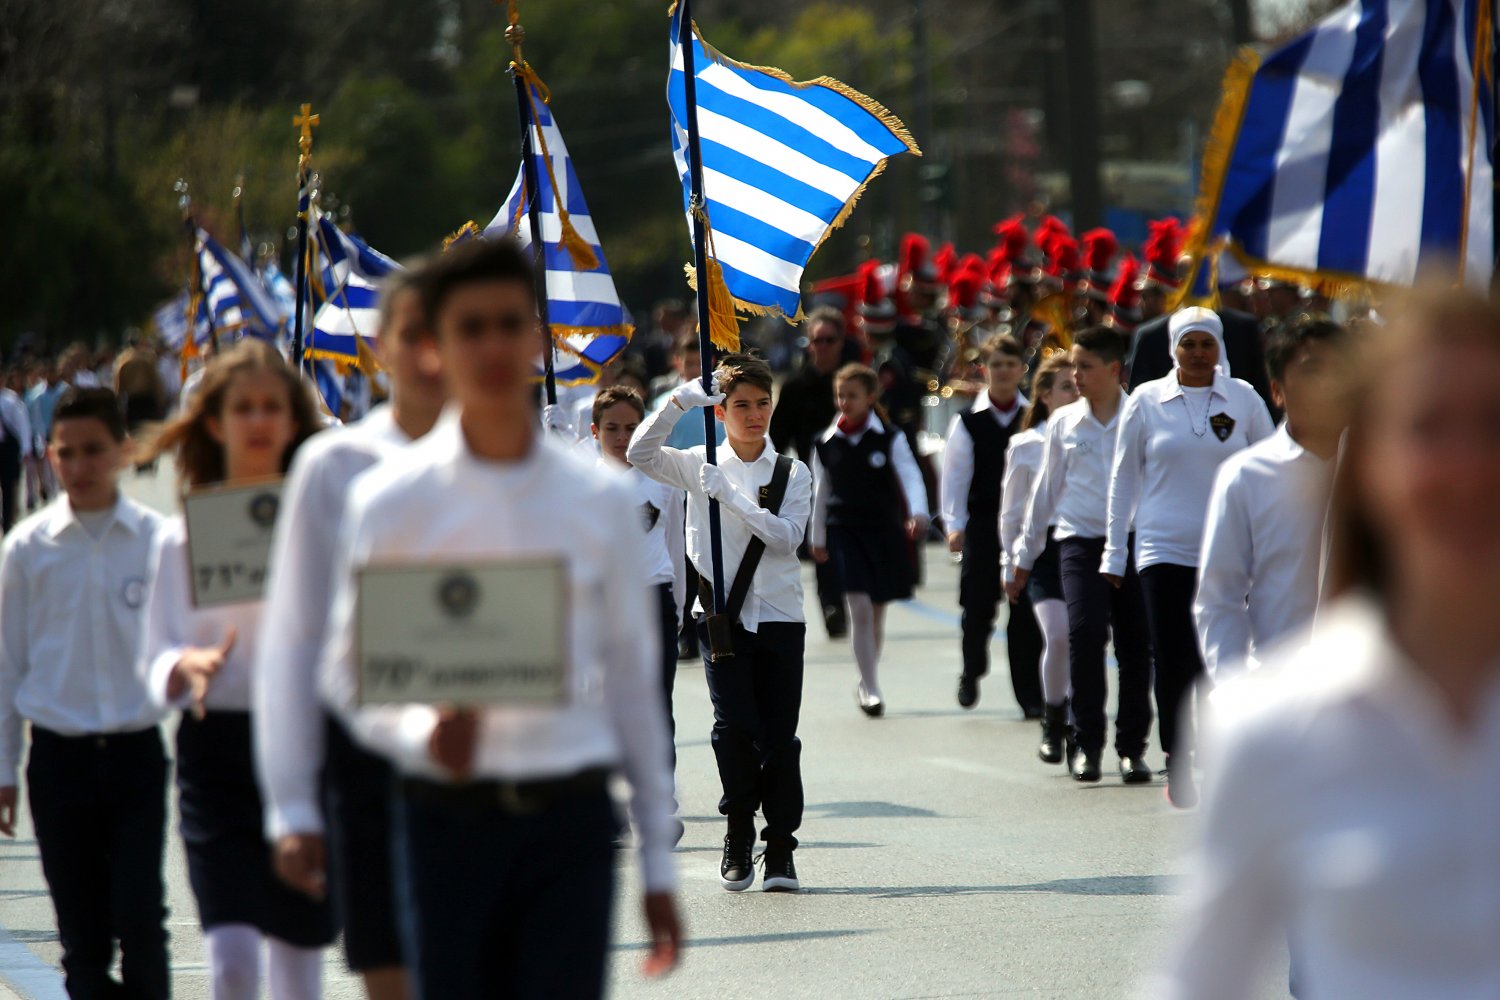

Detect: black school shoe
[720, 827, 756, 891]
[823, 604, 849, 639]
[1119, 756, 1154, 785]
[759, 844, 800, 892]
[1071, 750, 1102, 783]
[957, 674, 980, 709]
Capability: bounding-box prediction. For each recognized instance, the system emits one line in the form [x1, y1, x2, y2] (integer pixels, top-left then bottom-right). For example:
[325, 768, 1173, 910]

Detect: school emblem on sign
[1210, 413, 1236, 442]
[869, 451, 888, 469]
[247, 492, 280, 529]
[641, 501, 661, 531]
[436, 572, 480, 620]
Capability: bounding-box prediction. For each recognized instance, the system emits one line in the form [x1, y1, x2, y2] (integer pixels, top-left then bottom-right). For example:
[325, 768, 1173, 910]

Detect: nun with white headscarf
[1101, 306, 1275, 808]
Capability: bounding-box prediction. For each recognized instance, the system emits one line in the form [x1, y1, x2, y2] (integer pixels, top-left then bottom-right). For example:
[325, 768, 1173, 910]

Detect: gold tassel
[557, 217, 600, 271]
[355, 334, 383, 374]
[514, 62, 600, 272]
[703, 256, 740, 352]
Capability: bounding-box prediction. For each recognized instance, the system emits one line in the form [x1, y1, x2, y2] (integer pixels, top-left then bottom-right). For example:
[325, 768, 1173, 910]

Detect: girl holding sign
[138, 340, 331, 1000]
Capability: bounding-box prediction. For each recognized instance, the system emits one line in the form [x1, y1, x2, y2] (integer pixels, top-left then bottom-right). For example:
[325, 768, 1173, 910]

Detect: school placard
[182, 481, 284, 608]
[355, 559, 570, 706]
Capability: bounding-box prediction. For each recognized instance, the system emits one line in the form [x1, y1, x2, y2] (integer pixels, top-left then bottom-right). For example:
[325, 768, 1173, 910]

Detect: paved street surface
[0, 463, 1278, 999]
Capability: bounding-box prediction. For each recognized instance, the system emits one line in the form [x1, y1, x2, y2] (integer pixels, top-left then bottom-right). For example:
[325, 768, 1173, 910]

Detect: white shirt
[600, 457, 685, 590]
[628, 402, 811, 632]
[322, 414, 678, 892]
[570, 392, 598, 441]
[1015, 393, 1127, 571]
[0, 389, 33, 458]
[808, 412, 928, 548]
[939, 392, 1027, 534]
[998, 423, 1045, 583]
[0, 496, 165, 784]
[1103, 373, 1274, 576]
[1193, 424, 1333, 678]
[140, 517, 266, 712]
[1154, 598, 1500, 1000]
[254, 407, 413, 839]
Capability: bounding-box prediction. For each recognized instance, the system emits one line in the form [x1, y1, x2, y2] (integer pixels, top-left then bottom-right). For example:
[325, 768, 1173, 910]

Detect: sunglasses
[810, 336, 842, 346]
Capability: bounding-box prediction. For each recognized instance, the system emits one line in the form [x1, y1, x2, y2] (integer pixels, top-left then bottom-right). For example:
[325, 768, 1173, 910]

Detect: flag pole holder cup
[705, 613, 735, 663]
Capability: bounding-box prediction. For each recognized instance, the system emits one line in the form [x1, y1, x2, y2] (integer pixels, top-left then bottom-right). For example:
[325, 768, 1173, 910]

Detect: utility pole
[1060, 0, 1104, 229]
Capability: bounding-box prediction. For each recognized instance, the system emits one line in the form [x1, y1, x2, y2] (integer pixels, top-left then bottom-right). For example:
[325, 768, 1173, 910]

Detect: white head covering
[1168, 306, 1230, 377]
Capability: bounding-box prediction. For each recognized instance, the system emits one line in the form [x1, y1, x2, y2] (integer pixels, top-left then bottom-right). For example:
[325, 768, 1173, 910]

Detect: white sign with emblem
[355, 558, 569, 706]
[183, 480, 284, 608]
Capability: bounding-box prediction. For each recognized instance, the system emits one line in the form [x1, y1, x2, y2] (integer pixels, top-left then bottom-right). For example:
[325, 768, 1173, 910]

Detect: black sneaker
[957, 674, 980, 709]
[823, 604, 848, 639]
[720, 829, 756, 891]
[759, 844, 800, 892]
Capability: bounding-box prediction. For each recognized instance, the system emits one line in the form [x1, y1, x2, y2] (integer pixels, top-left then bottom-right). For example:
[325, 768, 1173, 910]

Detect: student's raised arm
[1102, 394, 1146, 579]
[1194, 465, 1255, 678]
[628, 382, 722, 492]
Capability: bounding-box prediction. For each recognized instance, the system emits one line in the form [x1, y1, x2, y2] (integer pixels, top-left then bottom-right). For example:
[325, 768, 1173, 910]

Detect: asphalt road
[0, 462, 1281, 999]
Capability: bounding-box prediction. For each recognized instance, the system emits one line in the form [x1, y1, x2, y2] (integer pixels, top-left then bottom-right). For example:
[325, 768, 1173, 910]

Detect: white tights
[205, 924, 323, 1000]
[846, 592, 887, 699]
[1034, 598, 1072, 707]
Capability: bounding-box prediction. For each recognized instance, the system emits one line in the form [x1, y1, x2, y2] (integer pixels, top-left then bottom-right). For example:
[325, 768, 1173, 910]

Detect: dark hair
[1072, 325, 1128, 365]
[140, 340, 321, 491]
[673, 330, 701, 356]
[1021, 353, 1074, 431]
[807, 306, 846, 338]
[980, 333, 1024, 359]
[1325, 287, 1500, 599]
[52, 387, 126, 442]
[592, 385, 646, 426]
[714, 352, 774, 398]
[1264, 314, 1348, 383]
[833, 362, 891, 426]
[418, 239, 535, 328]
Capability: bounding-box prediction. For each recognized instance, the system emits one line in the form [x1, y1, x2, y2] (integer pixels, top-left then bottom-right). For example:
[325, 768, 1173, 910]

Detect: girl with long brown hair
[137, 340, 332, 999]
[1158, 289, 1500, 998]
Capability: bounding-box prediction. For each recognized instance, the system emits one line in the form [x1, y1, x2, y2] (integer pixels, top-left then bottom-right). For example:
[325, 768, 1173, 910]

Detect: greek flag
[152, 292, 208, 350]
[483, 81, 634, 385]
[1196, 0, 1495, 289]
[305, 213, 397, 363]
[667, 0, 919, 321]
[194, 228, 284, 340]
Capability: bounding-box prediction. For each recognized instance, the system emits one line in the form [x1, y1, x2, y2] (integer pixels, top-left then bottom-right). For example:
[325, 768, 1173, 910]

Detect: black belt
[31, 725, 159, 749]
[400, 767, 610, 816]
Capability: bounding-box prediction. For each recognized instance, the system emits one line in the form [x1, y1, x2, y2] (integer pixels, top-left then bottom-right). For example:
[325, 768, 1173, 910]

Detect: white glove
[541, 404, 573, 436]
[670, 376, 724, 411]
[699, 464, 756, 517]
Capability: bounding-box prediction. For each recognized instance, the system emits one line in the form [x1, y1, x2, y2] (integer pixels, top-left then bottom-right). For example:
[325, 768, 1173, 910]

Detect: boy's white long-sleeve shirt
[1015, 393, 1128, 571]
[938, 392, 1026, 534]
[0, 497, 165, 785]
[627, 402, 811, 632]
[1103, 373, 1274, 577]
[321, 413, 679, 892]
[1192, 424, 1333, 678]
[999, 424, 1045, 583]
[809, 411, 927, 549]
[253, 406, 413, 840]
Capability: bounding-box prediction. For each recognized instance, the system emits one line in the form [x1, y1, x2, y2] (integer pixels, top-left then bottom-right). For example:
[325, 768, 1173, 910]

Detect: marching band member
[1103, 308, 1274, 808]
[254, 269, 448, 1000]
[139, 341, 333, 999]
[0, 388, 170, 999]
[809, 364, 928, 717]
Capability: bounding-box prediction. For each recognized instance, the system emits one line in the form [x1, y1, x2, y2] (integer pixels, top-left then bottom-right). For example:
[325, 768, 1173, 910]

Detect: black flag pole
[291, 104, 319, 376]
[176, 180, 218, 354]
[678, 0, 733, 661]
[505, 14, 558, 407]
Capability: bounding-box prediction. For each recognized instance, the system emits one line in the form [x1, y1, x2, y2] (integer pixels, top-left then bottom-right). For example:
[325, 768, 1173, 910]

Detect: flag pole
[678, 0, 733, 660]
[176, 179, 213, 364]
[291, 104, 320, 375]
[504, 13, 559, 407]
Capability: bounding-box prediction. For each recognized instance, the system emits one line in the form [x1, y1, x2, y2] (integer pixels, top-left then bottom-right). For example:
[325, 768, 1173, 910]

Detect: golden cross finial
[294, 103, 320, 159]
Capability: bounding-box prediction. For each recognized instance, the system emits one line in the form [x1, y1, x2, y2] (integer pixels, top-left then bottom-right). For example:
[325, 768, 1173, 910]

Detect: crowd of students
[1, 234, 1498, 1000]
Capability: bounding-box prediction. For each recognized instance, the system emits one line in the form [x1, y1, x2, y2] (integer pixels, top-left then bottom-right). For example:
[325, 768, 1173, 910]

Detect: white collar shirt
[809, 411, 928, 549]
[597, 457, 684, 589]
[1157, 597, 1500, 1000]
[321, 413, 678, 891]
[0, 496, 165, 783]
[999, 423, 1046, 581]
[1102, 373, 1275, 576]
[1015, 393, 1126, 571]
[1193, 424, 1334, 678]
[939, 392, 1027, 534]
[0, 389, 33, 457]
[628, 402, 812, 632]
[253, 406, 415, 838]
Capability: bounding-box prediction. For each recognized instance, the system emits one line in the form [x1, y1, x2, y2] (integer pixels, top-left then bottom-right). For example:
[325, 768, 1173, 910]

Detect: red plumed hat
[1110, 252, 1143, 316]
[899, 233, 939, 288]
[856, 259, 897, 325]
[992, 215, 1031, 264]
[1138, 218, 1184, 291]
[933, 242, 959, 285]
[1044, 234, 1082, 290]
[950, 267, 985, 319]
[1080, 228, 1119, 301]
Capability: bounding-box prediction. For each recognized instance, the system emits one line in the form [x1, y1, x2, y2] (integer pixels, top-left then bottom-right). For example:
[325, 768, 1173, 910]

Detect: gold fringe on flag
[443, 221, 482, 250]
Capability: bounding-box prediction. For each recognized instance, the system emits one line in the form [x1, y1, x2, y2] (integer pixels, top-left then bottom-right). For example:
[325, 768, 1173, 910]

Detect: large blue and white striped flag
[483, 80, 635, 385]
[1197, 0, 1495, 289]
[667, 0, 919, 325]
[305, 213, 397, 364]
[194, 228, 284, 341]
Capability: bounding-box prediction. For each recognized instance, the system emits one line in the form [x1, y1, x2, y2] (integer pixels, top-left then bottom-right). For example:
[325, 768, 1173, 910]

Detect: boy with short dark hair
[630, 351, 813, 893]
[1012, 327, 1154, 785]
[1195, 317, 1350, 676]
[0, 387, 170, 999]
